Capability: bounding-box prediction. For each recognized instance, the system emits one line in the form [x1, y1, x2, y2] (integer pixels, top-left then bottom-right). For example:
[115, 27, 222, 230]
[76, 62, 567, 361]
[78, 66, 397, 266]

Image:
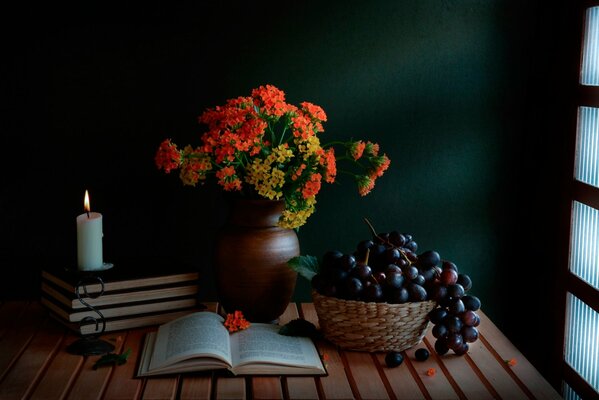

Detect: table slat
[66, 332, 125, 400]
[0, 318, 65, 399]
[280, 303, 320, 400]
[215, 376, 246, 399]
[301, 303, 355, 400]
[142, 377, 179, 400]
[423, 331, 494, 399]
[29, 333, 85, 400]
[103, 329, 147, 400]
[465, 340, 529, 400]
[252, 376, 284, 400]
[0, 301, 28, 340]
[403, 339, 460, 400]
[342, 351, 390, 400]
[477, 310, 562, 400]
[375, 352, 427, 399]
[0, 302, 48, 380]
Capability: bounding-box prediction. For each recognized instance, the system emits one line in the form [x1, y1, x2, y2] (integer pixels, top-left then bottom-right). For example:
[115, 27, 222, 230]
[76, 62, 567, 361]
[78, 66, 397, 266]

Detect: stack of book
[41, 265, 201, 335]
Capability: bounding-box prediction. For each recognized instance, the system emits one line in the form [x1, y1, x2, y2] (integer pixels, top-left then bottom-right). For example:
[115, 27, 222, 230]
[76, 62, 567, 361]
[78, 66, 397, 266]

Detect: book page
[148, 311, 232, 371]
[230, 324, 323, 369]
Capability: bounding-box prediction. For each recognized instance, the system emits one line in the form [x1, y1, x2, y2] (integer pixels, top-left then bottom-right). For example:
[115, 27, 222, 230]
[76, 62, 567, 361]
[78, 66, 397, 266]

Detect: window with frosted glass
[564, 293, 599, 393]
[575, 107, 599, 188]
[563, 382, 582, 400]
[569, 201, 599, 289]
[581, 6, 599, 85]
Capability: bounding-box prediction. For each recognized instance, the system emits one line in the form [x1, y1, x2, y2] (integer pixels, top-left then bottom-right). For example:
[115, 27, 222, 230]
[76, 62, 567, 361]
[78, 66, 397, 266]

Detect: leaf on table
[93, 348, 132, 370]
[287, 255, 319, 281]
[279, 318, 319, 338]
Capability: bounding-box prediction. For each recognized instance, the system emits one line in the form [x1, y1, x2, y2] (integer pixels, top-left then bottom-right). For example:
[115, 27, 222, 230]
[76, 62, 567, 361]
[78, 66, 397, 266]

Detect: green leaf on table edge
[287, 255, 319, 281]
[279, 318, 319, 338]
[93, 348, 132, 370]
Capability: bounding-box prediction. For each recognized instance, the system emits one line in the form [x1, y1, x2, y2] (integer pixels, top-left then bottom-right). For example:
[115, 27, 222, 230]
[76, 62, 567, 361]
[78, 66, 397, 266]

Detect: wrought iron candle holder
[66, 266, 116, 355]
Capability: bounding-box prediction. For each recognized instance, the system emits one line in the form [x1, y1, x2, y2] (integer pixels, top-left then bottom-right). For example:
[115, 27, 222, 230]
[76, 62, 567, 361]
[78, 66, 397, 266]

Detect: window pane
[575, 107, 599, 188]
[570, 201, 599, 290]
[563, 381, 583, 400]
[581, 6, 599, 85]
[564, 293, 599, 393]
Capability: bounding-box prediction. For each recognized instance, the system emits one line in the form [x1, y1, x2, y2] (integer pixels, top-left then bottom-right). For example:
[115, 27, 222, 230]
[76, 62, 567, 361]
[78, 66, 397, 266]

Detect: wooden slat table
[0, 301, 562, 399]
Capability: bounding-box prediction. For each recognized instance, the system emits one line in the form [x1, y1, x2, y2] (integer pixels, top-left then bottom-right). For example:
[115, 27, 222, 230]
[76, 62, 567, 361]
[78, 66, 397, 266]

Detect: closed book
[41, 280, 200, 309]
[41, 265, 200, 294]
[48, 308, 200, 335]
[41, 293, 200, 322]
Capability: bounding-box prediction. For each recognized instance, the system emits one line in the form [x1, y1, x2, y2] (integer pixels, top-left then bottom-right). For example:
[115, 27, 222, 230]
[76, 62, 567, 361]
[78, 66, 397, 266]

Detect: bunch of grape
[311, 230, 440, 303]
[310, 222, 482, 356]
[427, 261, 482, 355]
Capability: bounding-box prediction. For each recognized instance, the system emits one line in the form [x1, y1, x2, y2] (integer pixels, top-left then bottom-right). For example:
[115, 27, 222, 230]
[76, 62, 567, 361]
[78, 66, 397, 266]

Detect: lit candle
[76, 190, 104, 270]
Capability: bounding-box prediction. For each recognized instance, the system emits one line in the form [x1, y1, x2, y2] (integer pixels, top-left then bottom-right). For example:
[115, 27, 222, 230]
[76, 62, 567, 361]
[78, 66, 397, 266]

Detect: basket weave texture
[312, 290, 436, 352]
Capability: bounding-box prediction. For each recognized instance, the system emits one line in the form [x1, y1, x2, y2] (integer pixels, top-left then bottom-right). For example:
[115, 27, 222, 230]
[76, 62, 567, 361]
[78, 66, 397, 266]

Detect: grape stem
[363, 217, 413, 265]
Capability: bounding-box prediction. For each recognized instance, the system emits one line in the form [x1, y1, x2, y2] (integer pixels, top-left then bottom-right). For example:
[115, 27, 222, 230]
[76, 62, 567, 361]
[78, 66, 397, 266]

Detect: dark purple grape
[389, 231, 407, 247]
[440, 269, 458, 286]
[375, 232, 390, 244]
[453, 342, 469, 356]
[415, 348, 430, 361]
[397, 258, 409, 268]
[344, 277, 363, 298]
[420, 267, 436, 282]
[385, 351, 404, 367]
[445, 316, 463, 333]
[384, 248, 401, 264]
[432, 323, 448, 339]
[404, 240, 418, 252]
[457, 274, 472, 291]
[327, 267, 349, 284]
[385, 271, 404, 289]
[435, 338, 450, 355]
[462, 295, 481, 311]
[385, 264, 402, 274]
[387, 287, 409, 304]
[472, 314, 481, 327]
[403, 233, 413, 242]
[339, 254, 357, 271]
[407, 283, 428, 301]
[351, 264, 372, 280]
[322, 284, 337, 297]
[311, 273, 327, 293]
[322, 250, 344, 269]
[412, 274, 426, 286]
[448, 298, 465, 314]
[461, 310, 478, 326]
[373, 271, 386, 283]
[446, 332, 464, 350]
[418, 250, 441, 268]
[357, 239, 374, 252]
[370, 244, 387, 259]
[442, 261, 458, 272]
[461, 326, 479, 343]
[403, 266, 419, 280]
[447, 284, 465, 299]
[428, 308, 448, 325]
[429, 285, 448, 303]
[364, 283, 384, 302]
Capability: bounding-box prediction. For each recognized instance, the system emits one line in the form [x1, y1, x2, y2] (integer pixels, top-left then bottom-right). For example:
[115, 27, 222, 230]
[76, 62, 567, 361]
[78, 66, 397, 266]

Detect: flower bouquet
[155, 84, 390, 229]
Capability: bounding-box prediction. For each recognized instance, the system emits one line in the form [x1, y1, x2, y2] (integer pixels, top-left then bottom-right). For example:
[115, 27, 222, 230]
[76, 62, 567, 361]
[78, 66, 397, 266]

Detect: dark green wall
[4, 0, 576, 386]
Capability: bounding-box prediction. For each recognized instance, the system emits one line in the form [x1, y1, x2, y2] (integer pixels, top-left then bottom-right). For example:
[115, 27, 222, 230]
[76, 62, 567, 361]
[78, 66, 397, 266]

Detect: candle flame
[84, 190, 91, 213]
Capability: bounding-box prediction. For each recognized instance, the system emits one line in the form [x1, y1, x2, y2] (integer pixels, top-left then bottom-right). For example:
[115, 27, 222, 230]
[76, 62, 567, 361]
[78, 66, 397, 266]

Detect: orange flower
[506, 358, 517, 367]
[156, 84, 391, 229]
[426, 367, 436, 376]
[224, 311, 251, 333]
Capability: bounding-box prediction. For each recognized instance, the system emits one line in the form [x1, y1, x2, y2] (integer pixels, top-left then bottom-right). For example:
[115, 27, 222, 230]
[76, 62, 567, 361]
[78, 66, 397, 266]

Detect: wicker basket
[312, 290, 436, 352]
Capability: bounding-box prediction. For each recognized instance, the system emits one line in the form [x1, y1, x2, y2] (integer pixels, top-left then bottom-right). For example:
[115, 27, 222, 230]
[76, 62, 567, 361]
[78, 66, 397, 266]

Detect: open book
[137, 311, 326, 376]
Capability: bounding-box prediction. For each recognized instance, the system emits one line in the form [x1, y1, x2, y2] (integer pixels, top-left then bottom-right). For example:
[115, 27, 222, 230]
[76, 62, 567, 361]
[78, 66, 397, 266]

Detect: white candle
[77, 190, 104, 271]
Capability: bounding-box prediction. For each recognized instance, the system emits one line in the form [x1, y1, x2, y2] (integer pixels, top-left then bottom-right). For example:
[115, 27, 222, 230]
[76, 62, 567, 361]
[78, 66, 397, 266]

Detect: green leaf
[287, 255, 319, 281]
[279, 318, 318, 338]
[93, 348, 132, 370]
